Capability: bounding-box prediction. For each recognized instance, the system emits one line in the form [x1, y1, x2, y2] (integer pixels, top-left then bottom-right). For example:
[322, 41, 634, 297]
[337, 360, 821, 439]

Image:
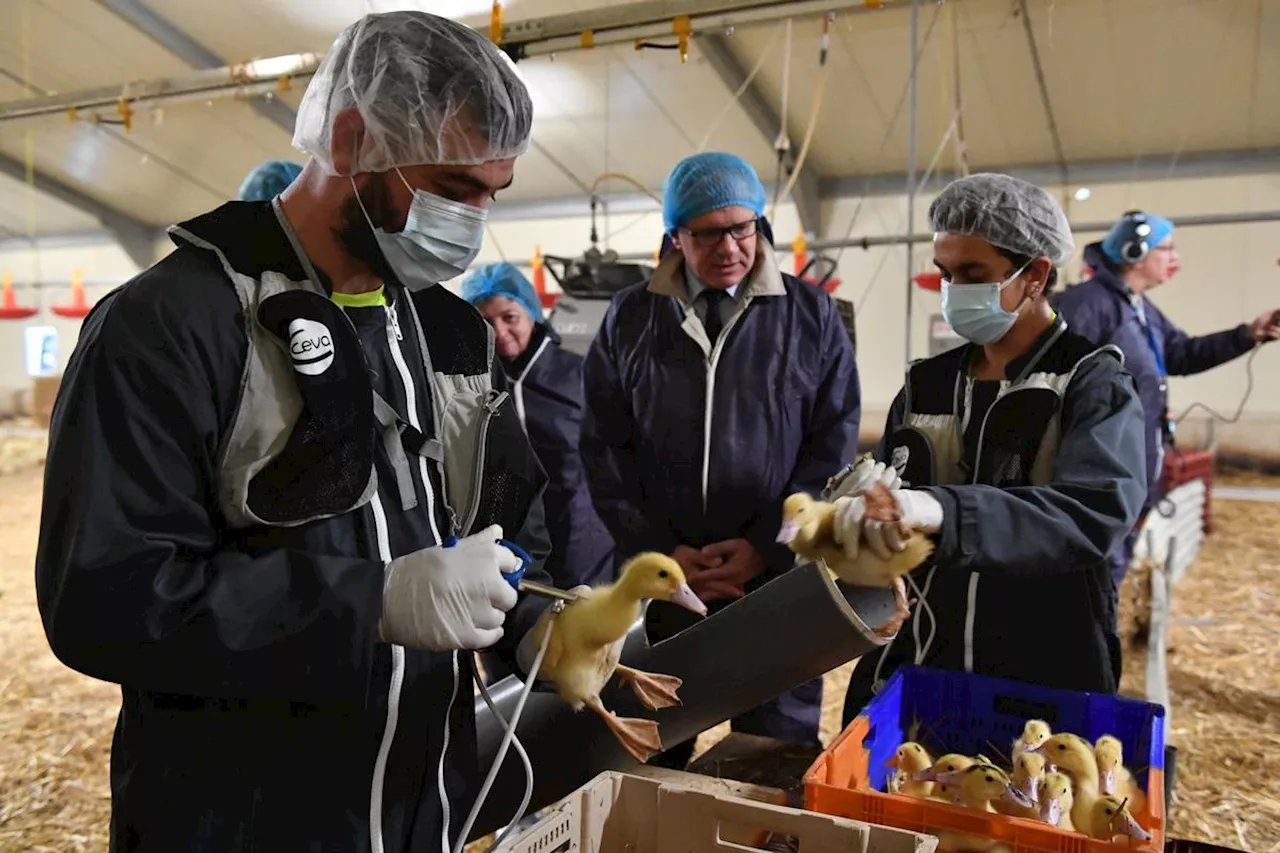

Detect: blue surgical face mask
[352, 168, 488, 290]
[940, 260, 1032, 345]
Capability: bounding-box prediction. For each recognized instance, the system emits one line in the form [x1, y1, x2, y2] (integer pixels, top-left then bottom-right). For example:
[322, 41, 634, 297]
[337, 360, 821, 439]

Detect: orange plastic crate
[803, 670, 1165, 853]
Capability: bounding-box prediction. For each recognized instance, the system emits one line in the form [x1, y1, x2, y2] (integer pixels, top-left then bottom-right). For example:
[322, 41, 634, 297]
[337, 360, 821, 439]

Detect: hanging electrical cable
[771, 12, 832, 220]
[771, 18, 794, 208]
[697, 22, 784, 151]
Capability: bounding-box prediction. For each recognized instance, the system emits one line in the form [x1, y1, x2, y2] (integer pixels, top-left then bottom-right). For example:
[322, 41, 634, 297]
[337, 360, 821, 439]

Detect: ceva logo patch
[288, 318, 335, 376]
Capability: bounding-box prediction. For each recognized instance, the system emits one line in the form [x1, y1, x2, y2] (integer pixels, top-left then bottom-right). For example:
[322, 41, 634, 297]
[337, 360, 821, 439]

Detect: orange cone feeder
[912, 271, 943, 292]
[531, 246, 559, 310]
[53, 270, 92, 319]
[0, 273, 38, 320]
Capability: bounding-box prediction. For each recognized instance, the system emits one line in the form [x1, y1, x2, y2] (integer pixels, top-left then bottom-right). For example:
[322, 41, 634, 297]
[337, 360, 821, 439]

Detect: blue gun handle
[441, 534, 530, 592]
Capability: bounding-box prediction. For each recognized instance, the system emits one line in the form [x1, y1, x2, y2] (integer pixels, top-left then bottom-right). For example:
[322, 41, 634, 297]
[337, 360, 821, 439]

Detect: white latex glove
[832, 489, 944, 561]
[824, 456, 902, 501]
[378, 524, 521, 651]
[515, 585, 600, 679]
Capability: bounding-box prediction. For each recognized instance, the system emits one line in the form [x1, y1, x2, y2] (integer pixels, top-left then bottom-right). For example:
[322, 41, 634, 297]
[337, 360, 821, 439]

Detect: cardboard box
[496, 771, 938, 853]
[31, 374, 61, 429]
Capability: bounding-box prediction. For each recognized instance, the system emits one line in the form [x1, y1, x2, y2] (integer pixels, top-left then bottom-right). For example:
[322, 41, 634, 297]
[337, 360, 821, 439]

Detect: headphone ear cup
[1122, 239, 1148, 263]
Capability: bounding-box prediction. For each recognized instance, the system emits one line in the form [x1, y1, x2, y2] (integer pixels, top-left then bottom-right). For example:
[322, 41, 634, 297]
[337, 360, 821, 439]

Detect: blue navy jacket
[502, 324, 616, 588]
[1054, 242, 1254, 501]
[581, 243, 861, 580]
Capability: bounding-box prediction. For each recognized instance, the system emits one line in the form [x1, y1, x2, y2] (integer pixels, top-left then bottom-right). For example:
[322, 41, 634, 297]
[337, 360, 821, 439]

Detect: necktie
[701, 288, 730, 345]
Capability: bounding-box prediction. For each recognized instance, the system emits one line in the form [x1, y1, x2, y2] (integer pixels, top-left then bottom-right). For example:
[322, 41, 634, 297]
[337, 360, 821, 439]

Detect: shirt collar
[684, 266, 740, 302]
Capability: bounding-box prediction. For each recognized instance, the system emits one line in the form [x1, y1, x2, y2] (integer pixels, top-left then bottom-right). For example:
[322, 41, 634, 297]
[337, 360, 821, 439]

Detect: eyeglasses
[681, 218, 760, 247]
[1151, 244, 1177, 253]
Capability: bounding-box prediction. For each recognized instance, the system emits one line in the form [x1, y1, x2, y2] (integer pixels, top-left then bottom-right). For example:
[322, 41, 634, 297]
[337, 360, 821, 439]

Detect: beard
[334, 174, 400, 285]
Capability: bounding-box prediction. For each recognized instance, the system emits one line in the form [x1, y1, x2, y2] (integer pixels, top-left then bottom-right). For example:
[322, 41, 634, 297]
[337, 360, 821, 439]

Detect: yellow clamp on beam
[66, 106, 79, 123]
[117, 97, 134, 132]
[673, 15, 691, 63]
[863, 0, 883, 7]
[581, 29, 594, 49]
[490, 0, 504, 44]
[277, 75, 291, 92]
[791, 233, 808, 258]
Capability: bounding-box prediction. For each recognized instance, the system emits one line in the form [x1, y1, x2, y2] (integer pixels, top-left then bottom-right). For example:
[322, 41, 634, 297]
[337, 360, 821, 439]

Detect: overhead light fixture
[1074, 187, 1092, 202]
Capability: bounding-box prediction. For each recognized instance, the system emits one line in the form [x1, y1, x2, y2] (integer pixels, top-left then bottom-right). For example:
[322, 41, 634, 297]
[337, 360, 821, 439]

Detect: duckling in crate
[885, 742, 935, 797]
[1036, 733, 1102, 832]
[913, 752, 980, 805]
[1095, 734, 1146, 813]
[1085, 795, 1151, 843]
[932, 763, 1033, 853]
[527, 552, 707, 762]
[776, 484, 934, 637]
[996, 751, 1045, 819]
[1038, 771, 1075, 831]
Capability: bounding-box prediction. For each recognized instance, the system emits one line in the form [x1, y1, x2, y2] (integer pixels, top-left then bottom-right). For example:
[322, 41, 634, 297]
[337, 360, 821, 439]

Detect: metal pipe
[604, 209, 1280, 261]
[0, 0, 910, 123]
[904, 0, 920, 366]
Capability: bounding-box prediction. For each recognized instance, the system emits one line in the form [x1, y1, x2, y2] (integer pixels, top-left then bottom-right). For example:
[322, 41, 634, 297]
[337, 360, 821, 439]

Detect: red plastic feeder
[0, 275, 38, 320]
[912, 271, 942, 292]
[540, 291, 561, 309]
[53, 275, 92, 319]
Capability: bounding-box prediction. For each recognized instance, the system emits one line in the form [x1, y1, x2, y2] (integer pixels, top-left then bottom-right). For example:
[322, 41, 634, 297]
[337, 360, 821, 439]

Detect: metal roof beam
[697, 33, 823, 236]
[819, 147, 1280, 199]
[0, 153, 160, 268]
[97, 0, 297, 134]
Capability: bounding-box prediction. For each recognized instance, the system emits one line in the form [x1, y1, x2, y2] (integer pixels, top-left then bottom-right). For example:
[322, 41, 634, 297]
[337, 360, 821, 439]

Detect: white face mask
[940, 260, 1032, 345]
[351, 168, 488, 290]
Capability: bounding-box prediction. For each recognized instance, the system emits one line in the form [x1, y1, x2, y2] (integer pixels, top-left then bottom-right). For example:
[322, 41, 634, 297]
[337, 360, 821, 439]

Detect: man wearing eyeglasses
[581, 151, 861, 765]
[1055, 210, 1280, 586]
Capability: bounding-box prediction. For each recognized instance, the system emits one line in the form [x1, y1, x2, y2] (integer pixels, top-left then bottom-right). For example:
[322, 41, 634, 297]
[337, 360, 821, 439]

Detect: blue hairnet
[662, 151, 766, 232]
[459, 262, 542, 321]
[1101, 212, 1173, 265]
[238, 160, 303, 201]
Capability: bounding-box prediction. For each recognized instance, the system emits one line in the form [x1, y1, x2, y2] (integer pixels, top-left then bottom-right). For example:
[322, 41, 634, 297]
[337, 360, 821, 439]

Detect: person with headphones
[1055, 211, 1280, 586]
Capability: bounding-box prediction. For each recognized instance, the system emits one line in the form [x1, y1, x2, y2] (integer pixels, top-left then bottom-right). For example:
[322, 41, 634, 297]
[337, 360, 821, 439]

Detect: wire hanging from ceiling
[697, 22, 784, 152]
[771, 12, 833, 221]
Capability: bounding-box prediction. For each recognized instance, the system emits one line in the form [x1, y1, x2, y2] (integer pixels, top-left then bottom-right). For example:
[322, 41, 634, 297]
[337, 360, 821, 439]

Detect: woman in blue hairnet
[822, 174, 1148, 723]
[1054, 211, 1280, 587]
[237, 159, 303, 201]
[462, 262, 615, 601]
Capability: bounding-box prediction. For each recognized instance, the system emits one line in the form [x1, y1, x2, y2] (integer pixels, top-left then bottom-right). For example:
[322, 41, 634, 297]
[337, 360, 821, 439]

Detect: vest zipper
[368, 495, 402, 853]
[387, 300, 404, 341]
[460, 390, 509, 535]
[700, 306, 746, 512]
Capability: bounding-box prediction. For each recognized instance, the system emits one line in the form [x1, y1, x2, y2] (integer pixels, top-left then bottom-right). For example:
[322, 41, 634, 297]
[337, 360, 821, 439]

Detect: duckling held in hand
[1086, 796, 1151, 843]
[529, 553, 707, 762]
[996, 752, 1045, 819]
[1038, 772, 1075, 831]
[1036, 733, 1100, 831]
[777, 488, 933, 637]
[1095, 735, 1146, 813]
[886, 742, 934, 797]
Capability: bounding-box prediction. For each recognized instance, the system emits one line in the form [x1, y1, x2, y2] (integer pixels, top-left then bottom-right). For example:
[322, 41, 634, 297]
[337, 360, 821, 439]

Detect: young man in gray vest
[36, 12, 553, 852]
[825, 174, 1148, 723]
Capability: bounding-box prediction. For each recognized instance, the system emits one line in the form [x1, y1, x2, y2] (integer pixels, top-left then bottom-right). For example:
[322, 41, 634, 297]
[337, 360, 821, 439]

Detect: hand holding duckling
[776, 486, 934, 637]
[526, 553, 707, 762]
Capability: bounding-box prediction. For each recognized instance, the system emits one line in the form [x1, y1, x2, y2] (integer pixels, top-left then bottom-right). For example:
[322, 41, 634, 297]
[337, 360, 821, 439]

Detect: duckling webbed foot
[585, 695, 663, 763]
[615, 665, 683, 710]
[873, 577, 914, 639]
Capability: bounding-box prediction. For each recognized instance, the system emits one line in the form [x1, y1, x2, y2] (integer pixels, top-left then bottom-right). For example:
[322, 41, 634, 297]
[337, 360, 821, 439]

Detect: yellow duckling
[777, 488, 934, 637]
[1085, 796, 1152, 843]
[996, 751, 1045, 819]
[1036, 733, 1101, 832]
[1037, 772, 1075, 830]
[885, 742, 934, 797]
[1013, 720, 1052, 761]
[530, 552, 706, 762]
[914, 753, 977, 805]
[933, 764, 1032, 853]
[1095, 735, 1146, 814]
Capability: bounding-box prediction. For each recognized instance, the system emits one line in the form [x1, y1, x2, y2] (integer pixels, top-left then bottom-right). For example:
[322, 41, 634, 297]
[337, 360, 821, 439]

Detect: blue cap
[1101, 211, 1173, 265]
[459, 262, 542, 321]
[237, 160, 303, 201]
[662, 151, 766, 232]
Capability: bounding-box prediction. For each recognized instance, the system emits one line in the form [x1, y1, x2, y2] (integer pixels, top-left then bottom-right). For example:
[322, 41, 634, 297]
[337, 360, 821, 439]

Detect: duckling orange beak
[776, 520, 800, 544]
[911, 768, 937, 782]
[885, 754, 901, 769]
[668, 581, 707, 616]
[1099, 768, 1117, 795]
[1040, 798, 1062, 826]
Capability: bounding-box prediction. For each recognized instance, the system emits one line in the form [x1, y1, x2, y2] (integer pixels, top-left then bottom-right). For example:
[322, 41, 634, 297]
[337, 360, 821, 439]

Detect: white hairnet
[927, 173, 1075, 266]
[293, 11, 533, 174]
